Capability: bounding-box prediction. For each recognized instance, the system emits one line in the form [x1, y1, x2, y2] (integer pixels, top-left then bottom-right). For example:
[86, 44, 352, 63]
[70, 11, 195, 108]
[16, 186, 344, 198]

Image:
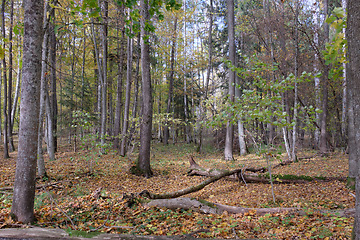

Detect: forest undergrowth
[0, 139, 355, 239]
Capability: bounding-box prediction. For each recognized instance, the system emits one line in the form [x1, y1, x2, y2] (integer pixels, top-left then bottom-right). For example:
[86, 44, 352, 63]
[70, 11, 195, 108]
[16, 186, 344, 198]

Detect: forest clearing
[0, 140, 355, 239]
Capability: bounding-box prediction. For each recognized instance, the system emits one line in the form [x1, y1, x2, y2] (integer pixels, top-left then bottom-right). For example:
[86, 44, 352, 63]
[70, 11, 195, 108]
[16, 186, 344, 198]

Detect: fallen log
[146, 197, 355, 218]
[188, 157, 346, 183]
[140, 168, 244, 199]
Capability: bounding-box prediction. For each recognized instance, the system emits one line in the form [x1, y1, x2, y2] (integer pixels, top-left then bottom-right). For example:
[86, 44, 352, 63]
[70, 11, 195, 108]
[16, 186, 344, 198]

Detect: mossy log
[187, 157, 346, 183]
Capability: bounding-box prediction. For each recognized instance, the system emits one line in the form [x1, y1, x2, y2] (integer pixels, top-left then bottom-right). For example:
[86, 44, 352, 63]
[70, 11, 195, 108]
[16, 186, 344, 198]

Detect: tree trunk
[137, 0, 153, 178]
[11, 46, 21, 130]
[341, 0, 347, 145]
[319, 0, 329, 154]
[347, 0, 360, 238]
[164, 17, 177, 145]
[1, 0, 9, 159]
[120, 34, 133, 156]
[292, 0, 299, 161]
[113, 8, 125, 149]
[11, 0, 44, 223]
[49, 4, 57, 152]
[224, 0, 235, 161]
[7, 0, 14, 152]
[99, 0, 108, 154]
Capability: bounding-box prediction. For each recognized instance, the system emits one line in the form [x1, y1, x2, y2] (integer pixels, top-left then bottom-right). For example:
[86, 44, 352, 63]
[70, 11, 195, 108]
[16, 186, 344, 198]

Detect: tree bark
[164, 17, 178, 145]
[319, 0, 329, 154]
[99, 0, 108, 154]
[224, 0, 235, 161]
[11, 0, 44, 223]
[7, 0, 14, 152]
[120, 34, 133, 156]
[347, 0, 360, 238]
[137, 0, 153, 178]
[113, 7, 125, 150]
[1, 0, 9, 159]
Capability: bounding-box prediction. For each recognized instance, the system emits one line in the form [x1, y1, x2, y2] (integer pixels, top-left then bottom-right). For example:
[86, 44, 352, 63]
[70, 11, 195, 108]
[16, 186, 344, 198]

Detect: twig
[0, 181, 64, 192]
[232, 227, 239, 239]
[43, 187, 76, 229]
[239, 169, 247, 187]
[181, 228, 210, 237]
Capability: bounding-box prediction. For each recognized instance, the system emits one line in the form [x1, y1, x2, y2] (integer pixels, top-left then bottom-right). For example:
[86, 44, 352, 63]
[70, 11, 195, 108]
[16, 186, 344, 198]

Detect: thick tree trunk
[347, 0, 360, 238]
[11, 0, 44, 223]
[137, 0, 153, 178]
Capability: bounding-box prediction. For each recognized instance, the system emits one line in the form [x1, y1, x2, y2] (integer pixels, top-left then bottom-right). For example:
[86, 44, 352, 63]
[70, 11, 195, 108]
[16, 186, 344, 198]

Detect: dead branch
[141, 167, 243, 199]
[0, 181, 63, 192]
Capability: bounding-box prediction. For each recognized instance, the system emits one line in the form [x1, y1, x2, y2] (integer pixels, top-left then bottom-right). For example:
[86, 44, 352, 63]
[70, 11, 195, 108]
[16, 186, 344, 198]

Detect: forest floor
[0, 139, 355, 239]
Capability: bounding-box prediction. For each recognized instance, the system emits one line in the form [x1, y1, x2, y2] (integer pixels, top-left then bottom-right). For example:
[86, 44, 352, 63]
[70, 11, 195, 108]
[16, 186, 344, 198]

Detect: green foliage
[323, 7, 347, 81]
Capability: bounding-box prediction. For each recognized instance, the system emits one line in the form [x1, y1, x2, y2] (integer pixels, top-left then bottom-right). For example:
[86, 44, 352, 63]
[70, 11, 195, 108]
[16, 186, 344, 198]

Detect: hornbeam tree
[11, 0, 44, 223]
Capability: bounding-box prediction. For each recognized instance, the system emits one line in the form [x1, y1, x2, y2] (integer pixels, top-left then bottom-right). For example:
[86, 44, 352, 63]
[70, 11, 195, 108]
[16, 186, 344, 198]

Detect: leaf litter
[0, 141, 355, 239]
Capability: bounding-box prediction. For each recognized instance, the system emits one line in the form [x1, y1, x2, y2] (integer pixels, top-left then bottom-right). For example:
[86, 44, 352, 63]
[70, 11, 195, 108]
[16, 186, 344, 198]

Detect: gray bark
[120, 35, 133, 156]
[347, 0, 360, 238]
[11, 0, 44, 223]
[99, 0, 108, 154]
[1, 0, 9, 158]
[7, 0, 14, 152]
[137, 0, 153, 178]
[11, 47, 21, 129]
[164, 17, 177, 145]
[113, 8, 125, 149]
[224, 0, 235, 161]
[319, 0, 329, 153]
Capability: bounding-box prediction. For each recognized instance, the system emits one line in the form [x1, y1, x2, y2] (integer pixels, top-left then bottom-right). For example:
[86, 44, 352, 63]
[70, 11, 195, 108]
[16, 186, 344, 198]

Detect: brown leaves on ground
[0, 141, 355, 239]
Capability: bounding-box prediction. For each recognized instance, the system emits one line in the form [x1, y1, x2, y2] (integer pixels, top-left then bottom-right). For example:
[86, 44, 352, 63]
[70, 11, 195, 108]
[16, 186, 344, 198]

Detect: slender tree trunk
[120, 35, 133, 156]
[224, 0, 235, 161]
[49, 8, 57, 152]
[37, 6, 50, 176]
[341, 0, 347, 145]
[291, 0, 299, 161]
[7, 0, 14, 152]
[1, 0, 9, 158]
[11, 47, 21, 128]
[164, 17, 178, 145]
[128, 34, 141, 146]
[113, 9, 125, 149]
[11, 0, 44, 223]
[137, 0, 153, 178]
[183, 0, 190, 144]
[319, 0, 329, 154]
[99, 0, 108, 154]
